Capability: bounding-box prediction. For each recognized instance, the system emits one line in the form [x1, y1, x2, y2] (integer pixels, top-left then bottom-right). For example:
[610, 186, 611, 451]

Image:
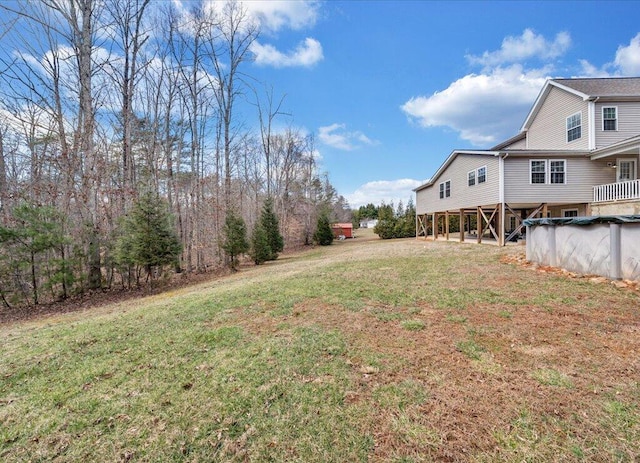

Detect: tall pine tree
[221, 210, 249, 271]
[249, 223, 271, 265]
[114, 192, 181, 285]
[260, 198, 284, 260]
[314, 211, 334, 246]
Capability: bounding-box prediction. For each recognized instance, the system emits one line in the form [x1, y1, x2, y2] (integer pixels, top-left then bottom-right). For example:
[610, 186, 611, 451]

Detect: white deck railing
[593, 179, 640, 203]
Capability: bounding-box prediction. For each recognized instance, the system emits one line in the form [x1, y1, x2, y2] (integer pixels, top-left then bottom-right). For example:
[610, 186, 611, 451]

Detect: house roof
[590, 134, 640, 160]
[490, 132, 526, 150]
[521, 77, 640, 132]
[331, 223, 353, 228]
[554, 77, 640, 98]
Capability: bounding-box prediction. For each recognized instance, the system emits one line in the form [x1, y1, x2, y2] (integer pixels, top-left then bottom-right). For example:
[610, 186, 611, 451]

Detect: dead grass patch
[2, 234, 640, 461]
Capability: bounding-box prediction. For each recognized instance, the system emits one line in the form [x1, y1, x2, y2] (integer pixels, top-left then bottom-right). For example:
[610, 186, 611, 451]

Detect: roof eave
[590, 135, 640, 160]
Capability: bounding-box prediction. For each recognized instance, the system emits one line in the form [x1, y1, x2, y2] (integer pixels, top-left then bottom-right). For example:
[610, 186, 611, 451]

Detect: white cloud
[241, 0, 320, 33]
[401, 65, 547, 146]
[345, 179, 423, 209]
[614, 33, 640, 75]
[574, 33, 640, 77]
[318, 123, 379, 151]
[251, 37, 323, 68]
[467, 29, 571, 68]
[402, 29, 572, 146]
[578, 59, 611, 78]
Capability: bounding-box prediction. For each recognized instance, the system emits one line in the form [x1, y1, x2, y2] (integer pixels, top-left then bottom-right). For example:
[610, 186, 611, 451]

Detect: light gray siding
[527, 87, 590, 150]
[502, 137, 526, 149]
[415, 154, 500, 214]
[504, 156, 613, 204]
[595, 101, 640, 148]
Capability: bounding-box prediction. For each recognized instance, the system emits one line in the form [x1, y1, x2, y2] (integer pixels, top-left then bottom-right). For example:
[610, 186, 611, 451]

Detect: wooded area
[0, 0, 350, 308]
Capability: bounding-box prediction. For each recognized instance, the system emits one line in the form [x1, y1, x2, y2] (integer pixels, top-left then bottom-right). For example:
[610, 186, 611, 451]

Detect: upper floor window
[477, 166, 487, 184]
[467, 166, 486, 187]
[439, 180, 451, 199]
[566, 112, 581, 142]
[530, 160, 546, 184]
[603, 107, 617, 131]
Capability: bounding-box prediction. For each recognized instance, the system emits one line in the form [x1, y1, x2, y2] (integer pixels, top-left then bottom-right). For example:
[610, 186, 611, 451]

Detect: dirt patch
[233, 237, 640, 461]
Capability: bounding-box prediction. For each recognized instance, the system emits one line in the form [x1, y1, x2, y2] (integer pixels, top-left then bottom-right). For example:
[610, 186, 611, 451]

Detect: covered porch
[590, 136, 640, 213]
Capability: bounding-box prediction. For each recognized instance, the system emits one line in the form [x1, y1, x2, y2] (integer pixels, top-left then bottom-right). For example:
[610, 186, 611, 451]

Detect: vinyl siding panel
[527, 87, 590, 150]
[502, 137, 527, 149]
[415, 154, 500, 214]
[501, 137, 527, 150]
[594, 101, 640, 148]
[504, 156, 613, 204]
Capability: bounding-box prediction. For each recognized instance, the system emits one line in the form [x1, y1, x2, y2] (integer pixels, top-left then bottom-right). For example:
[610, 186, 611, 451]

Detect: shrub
[314, 212, 334, 246]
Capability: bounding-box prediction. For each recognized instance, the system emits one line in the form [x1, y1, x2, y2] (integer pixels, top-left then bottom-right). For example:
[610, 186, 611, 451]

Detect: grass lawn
[1, 229, 639, 462]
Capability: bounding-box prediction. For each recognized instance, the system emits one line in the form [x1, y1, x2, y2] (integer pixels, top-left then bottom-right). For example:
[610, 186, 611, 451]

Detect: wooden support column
[498, 203, 505, 246]
[476, 207, 482, 243]
[445, 211, 450, 240]
[542, 203, 548, 218]
[459, 209, 465, 242]
[433, 213, 438, 239]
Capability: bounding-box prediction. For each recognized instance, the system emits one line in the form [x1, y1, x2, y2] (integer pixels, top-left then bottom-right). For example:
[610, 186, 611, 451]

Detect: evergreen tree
[249, 223, 271, 265]
[374, 198, 416, 239]
[314, 212, 334, 246]
[114, 192, 181, 285]
[260, 198, 284, 260]
[221, 210, 249, 271]
[0, 204, 71, 305]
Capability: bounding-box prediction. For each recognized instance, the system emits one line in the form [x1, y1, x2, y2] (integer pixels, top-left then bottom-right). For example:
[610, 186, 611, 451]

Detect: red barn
[331, 223, 353, 239]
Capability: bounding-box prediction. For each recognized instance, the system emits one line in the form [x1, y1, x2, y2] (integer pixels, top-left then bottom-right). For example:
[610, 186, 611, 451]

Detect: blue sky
[2, 1, 639, 210]
[242, 0, 640, 208]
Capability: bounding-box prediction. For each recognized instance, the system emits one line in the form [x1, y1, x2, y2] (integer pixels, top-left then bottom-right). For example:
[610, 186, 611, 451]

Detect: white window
[567, 112, 582, 142]
[550, 160, 566, 184]
[468, 170, 475, 186]
[603, 107, 617, 131]
[439, 180, 451, 199]
[562, 209, 578, 218]
[530, 159, 567, 184]
[477, 166, 487, 184]
[530, 160, 546, 184]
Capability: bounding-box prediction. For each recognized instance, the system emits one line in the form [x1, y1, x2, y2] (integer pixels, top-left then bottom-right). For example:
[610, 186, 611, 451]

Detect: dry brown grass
[2, 228, 639, 462]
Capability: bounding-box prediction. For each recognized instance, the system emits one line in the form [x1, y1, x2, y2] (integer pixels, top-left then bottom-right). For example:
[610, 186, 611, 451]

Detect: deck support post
[433, 213, 438, 239]
[445, 211, 450, 241]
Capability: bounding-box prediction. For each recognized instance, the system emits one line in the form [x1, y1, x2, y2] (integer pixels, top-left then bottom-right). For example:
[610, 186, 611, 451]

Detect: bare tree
[104, 0, 152, 208]
[209, 1, 258, 210]
[254, 85, 288, 198]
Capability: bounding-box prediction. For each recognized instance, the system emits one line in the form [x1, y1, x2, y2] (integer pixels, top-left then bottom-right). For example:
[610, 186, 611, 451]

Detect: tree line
[0, 0, 349, 308]
[351, 200, 416, 240]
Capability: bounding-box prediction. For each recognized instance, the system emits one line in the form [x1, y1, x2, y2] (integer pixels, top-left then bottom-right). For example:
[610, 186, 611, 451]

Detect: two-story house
[414, 77, 640, 245]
